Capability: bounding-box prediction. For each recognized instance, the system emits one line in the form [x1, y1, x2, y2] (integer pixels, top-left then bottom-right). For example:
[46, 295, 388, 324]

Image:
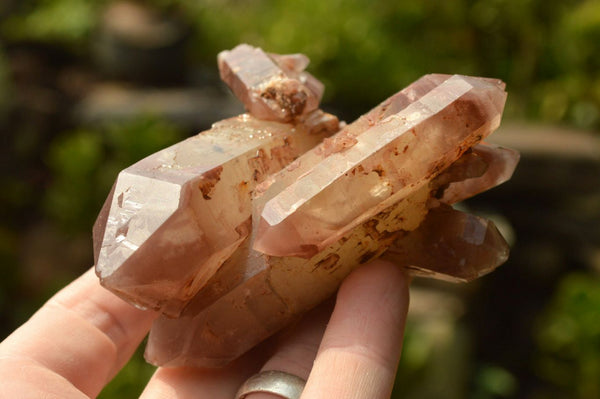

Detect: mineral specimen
[93, 44, 518, 368]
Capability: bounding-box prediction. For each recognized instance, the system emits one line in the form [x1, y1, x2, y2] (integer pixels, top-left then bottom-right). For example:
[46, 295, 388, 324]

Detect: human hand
[0, 259, 409, 399]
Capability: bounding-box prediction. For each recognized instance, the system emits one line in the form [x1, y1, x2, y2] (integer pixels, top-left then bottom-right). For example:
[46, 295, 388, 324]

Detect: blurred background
[1, 0, 599, 397]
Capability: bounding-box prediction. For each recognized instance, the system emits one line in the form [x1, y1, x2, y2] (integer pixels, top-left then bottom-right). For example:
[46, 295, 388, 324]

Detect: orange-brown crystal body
[94, 115, 333, 316]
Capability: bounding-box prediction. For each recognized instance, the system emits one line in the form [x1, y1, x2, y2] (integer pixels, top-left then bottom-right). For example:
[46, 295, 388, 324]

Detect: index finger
[0, 268, 157, 398]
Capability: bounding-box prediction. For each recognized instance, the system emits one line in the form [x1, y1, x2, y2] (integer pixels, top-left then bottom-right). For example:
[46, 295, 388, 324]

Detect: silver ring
[235, 370, 306, 399]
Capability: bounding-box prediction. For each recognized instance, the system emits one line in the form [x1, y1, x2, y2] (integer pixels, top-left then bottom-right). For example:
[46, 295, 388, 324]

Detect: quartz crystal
[94, 115, 336, 316]
[249, 73, 453, 215]
[440, 143, 520, 204]
[93, 44, 519, 368]
[218, 44, 323, 122]
[253, 74, 507, 258]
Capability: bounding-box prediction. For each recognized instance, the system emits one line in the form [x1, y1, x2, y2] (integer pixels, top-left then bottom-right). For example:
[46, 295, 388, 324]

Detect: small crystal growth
[218, 44, 323, 122]
[383, 204, 510, 282]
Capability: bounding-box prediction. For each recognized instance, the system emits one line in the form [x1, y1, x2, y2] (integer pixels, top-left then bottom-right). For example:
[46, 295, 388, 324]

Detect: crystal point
[94, 115, 331, 315]
[383, 204, 509, 282]
[440, 143, 520, 203]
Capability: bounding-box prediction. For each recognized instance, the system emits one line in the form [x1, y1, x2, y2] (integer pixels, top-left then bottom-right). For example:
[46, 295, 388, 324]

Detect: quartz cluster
[93, 44, 519, 367]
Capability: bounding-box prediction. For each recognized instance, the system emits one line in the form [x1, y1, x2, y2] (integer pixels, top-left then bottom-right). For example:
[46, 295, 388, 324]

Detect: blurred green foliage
[394, 316, 470, 398]
[534, 273, 600, 398]
[472, 365, 518, 399]
[2, 0, 600, 127]
[1, 0, 101, 49]
[173, 0, 600, 127]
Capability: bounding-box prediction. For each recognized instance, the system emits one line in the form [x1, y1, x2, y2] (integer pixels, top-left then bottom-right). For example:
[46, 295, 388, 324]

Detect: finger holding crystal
[301, 260, 410, 399]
